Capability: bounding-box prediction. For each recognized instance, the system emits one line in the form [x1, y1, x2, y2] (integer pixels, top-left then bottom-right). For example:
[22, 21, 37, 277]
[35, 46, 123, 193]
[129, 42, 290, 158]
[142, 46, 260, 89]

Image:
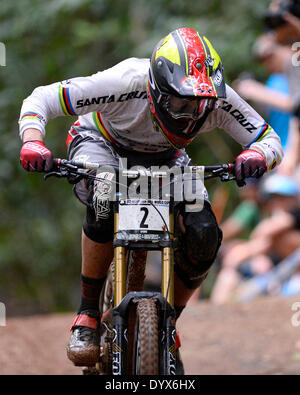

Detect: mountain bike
[44, 159, 235, 375]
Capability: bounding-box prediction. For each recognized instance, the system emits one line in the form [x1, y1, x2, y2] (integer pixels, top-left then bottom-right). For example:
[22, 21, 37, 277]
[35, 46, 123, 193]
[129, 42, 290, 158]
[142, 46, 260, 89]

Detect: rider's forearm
[220, 85, 284, 171]
[249, 127, 284, 171]
[22, 128, 44, 143]
[249, 146, 266, 158]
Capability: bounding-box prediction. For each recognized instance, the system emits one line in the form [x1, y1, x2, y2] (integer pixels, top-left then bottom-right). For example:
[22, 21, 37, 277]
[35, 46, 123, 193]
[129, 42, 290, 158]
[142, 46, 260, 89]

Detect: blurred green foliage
[0, 0, 270, 314]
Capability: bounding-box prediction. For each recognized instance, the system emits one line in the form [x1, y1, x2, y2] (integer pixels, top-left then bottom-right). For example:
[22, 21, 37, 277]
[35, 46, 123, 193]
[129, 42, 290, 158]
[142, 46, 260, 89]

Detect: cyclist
[19, 28, 283, 367]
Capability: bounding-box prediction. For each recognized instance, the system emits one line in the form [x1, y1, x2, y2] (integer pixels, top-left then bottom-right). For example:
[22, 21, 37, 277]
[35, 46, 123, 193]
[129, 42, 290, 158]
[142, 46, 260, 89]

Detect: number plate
[118, 200, 170, 232]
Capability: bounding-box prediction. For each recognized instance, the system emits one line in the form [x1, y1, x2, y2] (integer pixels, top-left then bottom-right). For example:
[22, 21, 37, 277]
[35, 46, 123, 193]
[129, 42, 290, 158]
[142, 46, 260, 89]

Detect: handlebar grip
[228, 163, 235, 174]
[51, 158, 60, 170]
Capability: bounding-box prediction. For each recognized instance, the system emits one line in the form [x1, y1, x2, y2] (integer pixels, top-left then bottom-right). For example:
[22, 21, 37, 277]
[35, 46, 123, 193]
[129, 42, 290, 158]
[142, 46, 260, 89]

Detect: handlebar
[44, 158, 236, 183]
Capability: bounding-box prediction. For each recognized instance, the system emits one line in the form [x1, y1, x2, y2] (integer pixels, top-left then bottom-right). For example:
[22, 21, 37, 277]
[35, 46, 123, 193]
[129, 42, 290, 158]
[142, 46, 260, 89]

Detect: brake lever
[220, 173, 236, 182]
[204, 171, 236, 182]
[63, 163, 80, 172]
[44, 169, 69, 180]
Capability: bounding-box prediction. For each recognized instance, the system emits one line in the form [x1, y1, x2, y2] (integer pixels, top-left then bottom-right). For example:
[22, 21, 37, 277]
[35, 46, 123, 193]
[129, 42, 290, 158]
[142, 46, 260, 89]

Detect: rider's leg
[67, 226, 114, 366]
[67, 182, 115, 366]
[67, 230, 114, 366]
[174, 274, 200, 313]
[81, 231, 113, 278]
[77, 232, 113, 314]
[174, 201, 222, 320]
[66, 133, 120, 365]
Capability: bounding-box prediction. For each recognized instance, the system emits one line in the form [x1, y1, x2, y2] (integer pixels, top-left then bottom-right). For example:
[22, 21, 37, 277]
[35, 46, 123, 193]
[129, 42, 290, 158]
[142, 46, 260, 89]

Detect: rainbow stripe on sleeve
[246, 123, 278, 170]
[246, 122, 272, 147]
[20, 112, 45, 122]
[269, 151, 277, 170]
[58, 86, 77, 116]
[92, 111, 118, 145]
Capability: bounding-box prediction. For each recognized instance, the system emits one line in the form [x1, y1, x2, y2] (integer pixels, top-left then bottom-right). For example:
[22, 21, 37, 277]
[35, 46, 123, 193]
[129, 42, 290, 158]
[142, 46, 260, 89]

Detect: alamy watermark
[0, 42, 6, 66]
[292, 42, 300, 67]
[0, 302, 6, 326]
[91, 158, 207, 221]
[291, 302, 300, 327]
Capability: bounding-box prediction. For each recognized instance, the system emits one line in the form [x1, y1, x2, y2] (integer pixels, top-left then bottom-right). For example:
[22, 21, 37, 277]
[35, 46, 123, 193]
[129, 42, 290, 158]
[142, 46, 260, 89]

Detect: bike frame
[112, 179, 176, 375]
[44, 159, 235, 375]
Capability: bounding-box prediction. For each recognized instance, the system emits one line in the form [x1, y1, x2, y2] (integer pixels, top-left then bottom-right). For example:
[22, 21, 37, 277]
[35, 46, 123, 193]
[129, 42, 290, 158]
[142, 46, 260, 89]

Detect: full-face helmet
[148, 27, 226, 148]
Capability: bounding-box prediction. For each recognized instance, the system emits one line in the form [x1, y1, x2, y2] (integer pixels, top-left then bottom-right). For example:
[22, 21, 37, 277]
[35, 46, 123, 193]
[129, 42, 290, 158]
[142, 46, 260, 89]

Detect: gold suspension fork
[161, 212, 174, 307]
[114, 212, 127, 307]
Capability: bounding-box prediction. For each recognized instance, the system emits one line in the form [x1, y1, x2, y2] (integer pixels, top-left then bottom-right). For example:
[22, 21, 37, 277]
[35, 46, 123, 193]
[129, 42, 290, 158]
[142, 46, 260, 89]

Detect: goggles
[161, 95, 212, 121]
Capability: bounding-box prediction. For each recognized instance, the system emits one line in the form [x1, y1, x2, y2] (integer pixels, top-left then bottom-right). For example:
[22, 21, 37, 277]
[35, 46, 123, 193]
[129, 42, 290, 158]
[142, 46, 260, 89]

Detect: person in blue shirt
[236, 34, 291, 144]
[266, 72, 291, 150]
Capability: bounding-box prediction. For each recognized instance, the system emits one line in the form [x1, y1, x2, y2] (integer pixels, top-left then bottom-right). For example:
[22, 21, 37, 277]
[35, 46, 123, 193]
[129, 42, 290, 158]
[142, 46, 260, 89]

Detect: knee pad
[87, 170, 115, 221]
[83, 170, 115, 243]
[182, 203, 222, 264]
[174, 202, 222, 289]
[83, 205, 114, 244]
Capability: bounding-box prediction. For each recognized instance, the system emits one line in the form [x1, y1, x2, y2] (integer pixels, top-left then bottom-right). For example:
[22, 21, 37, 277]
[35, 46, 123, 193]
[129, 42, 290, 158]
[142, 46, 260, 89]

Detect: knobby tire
[134, 298, 159, 375]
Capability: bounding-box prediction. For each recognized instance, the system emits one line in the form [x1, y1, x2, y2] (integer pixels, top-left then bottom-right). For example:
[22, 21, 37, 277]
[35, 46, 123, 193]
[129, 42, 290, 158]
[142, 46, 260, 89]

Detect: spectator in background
[265, 0, 300, 44]
[211, 174, 300, 304]
[234, 33, 300, 175]
[220, 178, 262, 243]
[265, 0, 300, 121]
[248, 197, 300, 296]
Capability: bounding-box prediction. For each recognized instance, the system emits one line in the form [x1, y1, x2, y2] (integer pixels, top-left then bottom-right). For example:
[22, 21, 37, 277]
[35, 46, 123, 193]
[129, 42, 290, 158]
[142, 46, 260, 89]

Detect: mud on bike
[44, 159, 235, 375]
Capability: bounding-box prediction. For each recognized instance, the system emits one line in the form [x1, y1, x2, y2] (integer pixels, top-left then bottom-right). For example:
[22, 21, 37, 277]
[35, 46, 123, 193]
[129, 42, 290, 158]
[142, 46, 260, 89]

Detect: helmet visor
[162, 95, 212, 121]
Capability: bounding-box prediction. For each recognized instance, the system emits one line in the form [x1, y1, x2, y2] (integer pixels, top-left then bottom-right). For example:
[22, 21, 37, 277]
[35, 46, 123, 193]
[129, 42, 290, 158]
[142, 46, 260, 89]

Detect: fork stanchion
[161, 247, 174, 307]
[114, 211, 127, 307]
[114, 246, 127, 307]
[161, 210, 174, 308]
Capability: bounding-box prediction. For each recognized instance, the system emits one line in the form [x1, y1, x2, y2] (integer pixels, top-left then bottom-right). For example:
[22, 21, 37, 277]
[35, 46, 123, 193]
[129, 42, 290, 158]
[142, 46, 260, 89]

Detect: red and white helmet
[148, 28, 226, 149]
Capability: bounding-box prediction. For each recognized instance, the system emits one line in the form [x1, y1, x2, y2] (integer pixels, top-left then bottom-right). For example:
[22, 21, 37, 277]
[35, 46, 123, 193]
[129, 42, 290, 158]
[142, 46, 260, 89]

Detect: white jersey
[19, 57, 283, 170]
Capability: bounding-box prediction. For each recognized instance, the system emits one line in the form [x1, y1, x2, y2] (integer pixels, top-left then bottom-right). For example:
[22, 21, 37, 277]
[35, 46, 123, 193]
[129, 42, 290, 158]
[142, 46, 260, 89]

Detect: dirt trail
[0, 296, 300, 375]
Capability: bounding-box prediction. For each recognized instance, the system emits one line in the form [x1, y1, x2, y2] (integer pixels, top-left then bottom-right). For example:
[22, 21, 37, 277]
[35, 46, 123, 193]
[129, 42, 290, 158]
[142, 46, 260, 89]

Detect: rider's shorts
[66, 128, 209, 207]
[67, 129, 219, 286]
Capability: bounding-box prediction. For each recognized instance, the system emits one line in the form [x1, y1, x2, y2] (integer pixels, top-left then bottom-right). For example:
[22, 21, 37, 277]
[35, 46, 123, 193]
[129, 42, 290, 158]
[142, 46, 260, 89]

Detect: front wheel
[134, 298, 159, 375]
